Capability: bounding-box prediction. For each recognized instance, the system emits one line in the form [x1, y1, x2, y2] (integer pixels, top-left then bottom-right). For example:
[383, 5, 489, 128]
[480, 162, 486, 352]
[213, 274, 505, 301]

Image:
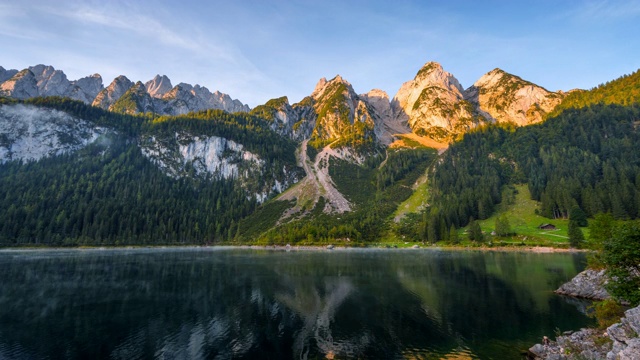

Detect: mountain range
[0, 62, 566, 143]
[2, 59, 636, 246]
[0, 65, 249, 115]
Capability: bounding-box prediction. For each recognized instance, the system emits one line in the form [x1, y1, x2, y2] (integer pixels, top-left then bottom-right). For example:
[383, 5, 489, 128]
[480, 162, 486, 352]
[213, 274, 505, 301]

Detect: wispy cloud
[570, 0, 640, 21]
[42, 3, 232, 59]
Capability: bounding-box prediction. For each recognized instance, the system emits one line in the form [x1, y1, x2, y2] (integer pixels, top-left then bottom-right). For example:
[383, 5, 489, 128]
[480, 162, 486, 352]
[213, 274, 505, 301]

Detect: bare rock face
[0, 104, 104, 163]
[361, 88, 410, 145]
[392, 62, 479, 141]
[606, 306, 640, 360]
[68, 74, 104, 103]
[160, 83, 250, 115]
[145, 75, 173, 98]
[465, 69, 564, 126]
[29, 64, 72, 97]
[1, 64, 251, 116]
[0, 69, 39, 99]
[0, 66, 19, 84]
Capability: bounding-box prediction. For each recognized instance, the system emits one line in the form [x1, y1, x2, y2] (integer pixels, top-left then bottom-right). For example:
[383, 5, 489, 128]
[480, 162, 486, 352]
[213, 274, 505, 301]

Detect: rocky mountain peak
[92, 75, 134, 109]
[392, 62, 475, 140]
[0, 66, 19, 83]
[29, 64, 71, 97]
[145, 75, 173, 98]
[110, 81, 155, 115]
[68, 74, 104, 104]
[0, 69, 38, 99]
[413, 61, 464, 93]
[361, 89, 411, 145]
[465, 68, 564, 126]
[311, 75, 353, 100]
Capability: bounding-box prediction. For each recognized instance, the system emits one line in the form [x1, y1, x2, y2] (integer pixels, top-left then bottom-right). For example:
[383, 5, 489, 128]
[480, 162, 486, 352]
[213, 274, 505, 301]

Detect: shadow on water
[0, 248, 593, 359]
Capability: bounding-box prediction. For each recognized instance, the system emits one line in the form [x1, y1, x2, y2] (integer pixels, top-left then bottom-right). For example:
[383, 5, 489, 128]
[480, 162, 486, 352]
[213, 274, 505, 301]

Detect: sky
[1, 0, 640, 107]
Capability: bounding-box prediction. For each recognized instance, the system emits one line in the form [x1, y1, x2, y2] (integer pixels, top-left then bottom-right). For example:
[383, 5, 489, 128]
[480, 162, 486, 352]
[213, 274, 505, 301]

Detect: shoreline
[0, 244, 588, 253]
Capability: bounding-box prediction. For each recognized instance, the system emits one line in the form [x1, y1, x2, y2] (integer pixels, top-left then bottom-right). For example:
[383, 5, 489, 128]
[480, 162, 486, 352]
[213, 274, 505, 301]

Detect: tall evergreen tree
[568, 220, 585, 248]
[468, 218, 483, 242]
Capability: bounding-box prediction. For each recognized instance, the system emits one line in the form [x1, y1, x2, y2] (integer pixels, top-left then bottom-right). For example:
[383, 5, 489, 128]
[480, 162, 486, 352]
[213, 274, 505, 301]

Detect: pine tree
[569, 205, 588, 227]
[568, 219, 585, 248]
[449, 224, 459, 244]
[468, 218, 483, 242]
[494, 214, 512, 237]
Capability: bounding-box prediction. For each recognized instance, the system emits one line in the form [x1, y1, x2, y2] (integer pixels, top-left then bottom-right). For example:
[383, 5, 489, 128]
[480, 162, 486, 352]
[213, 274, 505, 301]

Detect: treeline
[0, 137, 257, 245]
[421, 104, 640, 242]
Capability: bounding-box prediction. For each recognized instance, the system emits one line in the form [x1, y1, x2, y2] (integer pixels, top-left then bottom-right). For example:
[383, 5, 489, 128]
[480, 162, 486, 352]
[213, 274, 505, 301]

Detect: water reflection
[0, 248, 593, 359]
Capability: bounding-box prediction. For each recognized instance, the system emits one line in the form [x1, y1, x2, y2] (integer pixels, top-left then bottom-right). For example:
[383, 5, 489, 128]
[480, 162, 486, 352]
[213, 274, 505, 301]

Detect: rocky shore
[555, 269, 611, 301]
[529, 269, 640, 359]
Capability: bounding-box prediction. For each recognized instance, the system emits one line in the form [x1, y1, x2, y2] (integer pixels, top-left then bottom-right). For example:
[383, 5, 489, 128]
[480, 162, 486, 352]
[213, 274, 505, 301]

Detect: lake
[0, 248, 592, 359]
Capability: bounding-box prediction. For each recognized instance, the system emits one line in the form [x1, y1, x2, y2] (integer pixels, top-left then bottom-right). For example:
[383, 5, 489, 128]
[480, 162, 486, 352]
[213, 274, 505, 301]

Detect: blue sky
[1, 0, 639, 107]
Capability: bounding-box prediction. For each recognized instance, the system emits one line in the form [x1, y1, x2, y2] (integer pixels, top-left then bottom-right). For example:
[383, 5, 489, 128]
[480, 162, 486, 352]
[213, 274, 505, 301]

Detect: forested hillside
[420, 102, 640, 242]
[550, 69, 640, 115]
[0, 97, 301, 245]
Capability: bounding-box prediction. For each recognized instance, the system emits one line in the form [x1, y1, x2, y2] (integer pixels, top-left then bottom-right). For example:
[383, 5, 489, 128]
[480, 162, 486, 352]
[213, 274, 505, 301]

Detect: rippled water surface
[0, 248, 593, 359]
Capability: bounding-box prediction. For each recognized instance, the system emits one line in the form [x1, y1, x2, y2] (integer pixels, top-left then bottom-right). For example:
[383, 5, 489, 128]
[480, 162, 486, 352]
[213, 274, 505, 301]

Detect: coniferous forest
[0, 97, 298, 246]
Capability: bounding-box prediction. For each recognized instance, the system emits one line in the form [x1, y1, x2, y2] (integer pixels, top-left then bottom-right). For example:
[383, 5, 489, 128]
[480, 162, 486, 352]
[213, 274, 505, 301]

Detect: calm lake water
[0, 248, 592, 359]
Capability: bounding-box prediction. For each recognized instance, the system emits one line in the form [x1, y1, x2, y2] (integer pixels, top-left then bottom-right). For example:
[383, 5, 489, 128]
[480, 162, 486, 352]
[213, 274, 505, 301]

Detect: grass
[393, 171, 429, 220]
[473, 184, 589, 246]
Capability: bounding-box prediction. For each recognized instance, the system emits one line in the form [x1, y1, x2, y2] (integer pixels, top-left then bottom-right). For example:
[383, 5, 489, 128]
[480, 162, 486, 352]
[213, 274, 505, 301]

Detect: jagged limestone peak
[92, 75, 134, 109]
[465, 68, 564, 126]
[392, 61, 475, 141]
[311, 75, 353, 100]
[0, 69, 38, 99]
[145, 75, 173, 98]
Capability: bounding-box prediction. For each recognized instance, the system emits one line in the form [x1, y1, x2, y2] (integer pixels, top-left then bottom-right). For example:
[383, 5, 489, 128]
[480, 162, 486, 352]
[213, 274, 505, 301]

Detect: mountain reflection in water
[0, 248, 593, 359]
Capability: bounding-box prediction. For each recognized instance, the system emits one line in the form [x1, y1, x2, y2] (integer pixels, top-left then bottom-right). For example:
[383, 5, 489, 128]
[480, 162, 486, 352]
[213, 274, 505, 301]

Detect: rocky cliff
[0, 69, 38, 99]
[140, 132, 301, 202]
[307, 75, 378, 146]
[361, 89, 410, 145]
[0, 103, 105, 163]
[145, 75, 173, 98]
[160, 83, 250, 115]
